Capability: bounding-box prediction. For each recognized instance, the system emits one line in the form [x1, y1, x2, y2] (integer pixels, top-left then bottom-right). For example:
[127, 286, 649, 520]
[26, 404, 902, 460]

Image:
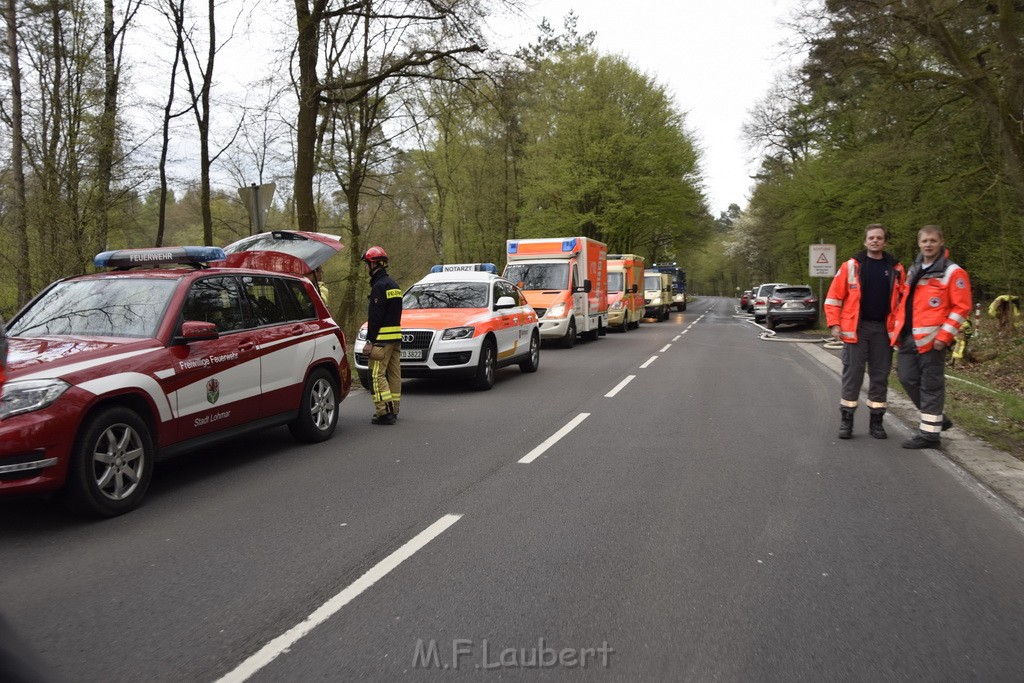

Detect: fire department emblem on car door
[206, 378, 220, 404]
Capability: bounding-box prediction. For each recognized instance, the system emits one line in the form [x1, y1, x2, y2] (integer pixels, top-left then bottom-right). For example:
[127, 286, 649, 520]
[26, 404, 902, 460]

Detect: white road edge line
[605, 375, 636, 398]
[518, 413, 590, 464]
[672, 335, 681, 341]
[659, 344, 672, 353]
[215, 514, 463, 683]
[640, 356, 658, 369]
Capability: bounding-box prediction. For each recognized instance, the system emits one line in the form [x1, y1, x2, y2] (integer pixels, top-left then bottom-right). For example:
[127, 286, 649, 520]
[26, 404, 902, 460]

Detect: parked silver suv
[765, 285, 819, 330]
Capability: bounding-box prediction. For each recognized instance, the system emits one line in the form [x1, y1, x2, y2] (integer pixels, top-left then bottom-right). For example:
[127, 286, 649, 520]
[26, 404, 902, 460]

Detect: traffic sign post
[238, 182, 276, 235]
[809, 244, 836, 277]
[810, 244, 836, 329]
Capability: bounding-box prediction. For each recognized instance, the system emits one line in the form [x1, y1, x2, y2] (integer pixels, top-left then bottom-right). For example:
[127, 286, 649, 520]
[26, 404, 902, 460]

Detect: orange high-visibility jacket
[891, 250, 972, 354]
[824, 251, 905, 345]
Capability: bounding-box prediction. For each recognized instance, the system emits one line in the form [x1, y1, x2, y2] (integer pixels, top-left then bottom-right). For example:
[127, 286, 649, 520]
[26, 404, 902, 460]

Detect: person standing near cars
[893, 225, 971, 449]
[362, 246, 403, 425]
[825, 224, 906, 440]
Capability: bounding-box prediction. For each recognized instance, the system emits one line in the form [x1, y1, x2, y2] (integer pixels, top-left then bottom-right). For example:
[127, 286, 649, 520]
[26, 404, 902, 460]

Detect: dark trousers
[896, 333, 946, 437]
[840, 319, 893, 414]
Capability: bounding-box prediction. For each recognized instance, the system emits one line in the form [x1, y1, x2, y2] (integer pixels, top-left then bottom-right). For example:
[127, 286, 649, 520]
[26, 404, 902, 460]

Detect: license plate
[783, 302, 802, 309]
[400, 349, 424, 360]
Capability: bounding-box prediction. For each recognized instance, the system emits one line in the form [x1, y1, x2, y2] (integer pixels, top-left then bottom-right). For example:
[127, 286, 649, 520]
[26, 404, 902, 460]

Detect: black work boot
[869, 412, 887, 439]
[901, 434, 940, 449]
[838, 408, 854, 439]
[941, 417, 953, 431]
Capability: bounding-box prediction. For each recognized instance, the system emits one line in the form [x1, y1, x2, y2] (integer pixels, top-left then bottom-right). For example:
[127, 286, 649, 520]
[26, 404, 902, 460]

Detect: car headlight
[442, 326, 474, 341]
[356, 328, 368, 342]
[610, 300, 623, 310]
[547, 302, 567, 318]
[650, 296, 662, 305]
[0, 379, 71, 419]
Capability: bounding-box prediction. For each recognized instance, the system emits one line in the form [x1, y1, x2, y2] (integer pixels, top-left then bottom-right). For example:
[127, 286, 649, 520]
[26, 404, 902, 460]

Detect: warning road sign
[809, 244, 836, 277]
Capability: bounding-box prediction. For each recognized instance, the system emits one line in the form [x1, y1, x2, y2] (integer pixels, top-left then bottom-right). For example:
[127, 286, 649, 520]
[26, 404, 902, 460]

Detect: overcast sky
[491, 0, 806, 217]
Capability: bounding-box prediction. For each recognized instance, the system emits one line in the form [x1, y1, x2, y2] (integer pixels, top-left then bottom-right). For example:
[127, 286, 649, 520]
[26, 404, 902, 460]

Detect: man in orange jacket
[893, 225, 972, 449]
[825, 224, 906, 439]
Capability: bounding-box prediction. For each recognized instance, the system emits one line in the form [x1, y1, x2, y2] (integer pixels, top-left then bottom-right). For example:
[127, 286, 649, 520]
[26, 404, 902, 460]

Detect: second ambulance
[503, 237, 608, 348]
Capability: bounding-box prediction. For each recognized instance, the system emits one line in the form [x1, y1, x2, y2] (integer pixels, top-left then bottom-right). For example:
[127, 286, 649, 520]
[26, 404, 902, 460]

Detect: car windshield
[403, 282, 488, 309]
[607, 272, 624, 292]
[8, 278, 178, 338]
[503, 263, 568, 291]
[644, 275, 662, 290]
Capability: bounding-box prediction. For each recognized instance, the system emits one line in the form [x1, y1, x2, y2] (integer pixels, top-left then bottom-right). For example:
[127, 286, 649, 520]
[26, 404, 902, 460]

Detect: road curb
[798, 341, 1024, 516]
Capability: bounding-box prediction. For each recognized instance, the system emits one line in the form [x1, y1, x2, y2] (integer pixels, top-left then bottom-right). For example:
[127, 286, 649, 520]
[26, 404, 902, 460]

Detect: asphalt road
[3, 296, 1024, 682]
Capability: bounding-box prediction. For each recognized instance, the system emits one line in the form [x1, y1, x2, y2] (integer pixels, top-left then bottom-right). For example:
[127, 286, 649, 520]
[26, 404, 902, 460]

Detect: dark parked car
[765, 285, 819, 330]
[739, 290, 751, 309]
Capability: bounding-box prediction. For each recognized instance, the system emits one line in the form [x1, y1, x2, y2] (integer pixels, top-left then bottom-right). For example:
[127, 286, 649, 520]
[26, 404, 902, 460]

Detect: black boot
[838, 408, 854, 439]
[902, 434, 940, 449]
[869, 412, 887, 439]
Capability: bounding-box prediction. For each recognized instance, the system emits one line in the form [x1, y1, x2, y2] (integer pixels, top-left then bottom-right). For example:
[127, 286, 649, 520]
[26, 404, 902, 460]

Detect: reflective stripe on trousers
[896, 333, 946, 435]
[840, 319, 893, 413]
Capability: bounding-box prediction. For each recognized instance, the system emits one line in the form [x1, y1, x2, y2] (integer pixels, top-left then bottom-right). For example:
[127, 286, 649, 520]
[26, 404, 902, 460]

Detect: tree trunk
[294, 0, 325, 231]
[4, 0, 31, 304]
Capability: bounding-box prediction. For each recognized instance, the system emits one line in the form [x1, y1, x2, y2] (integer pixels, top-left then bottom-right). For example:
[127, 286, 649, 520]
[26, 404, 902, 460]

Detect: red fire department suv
[0, 238, 351, 516]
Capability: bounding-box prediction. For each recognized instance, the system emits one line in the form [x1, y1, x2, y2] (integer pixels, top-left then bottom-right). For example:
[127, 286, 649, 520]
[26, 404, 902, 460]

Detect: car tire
[357, 369, 371, 391]
[472, 338, 497, 390]
[560, 318, 576, 349]
[519, 331, 540, 373]
[288, 367, 339, 443]
[767, 317, 776, 330]
[64, 406, 155, 517]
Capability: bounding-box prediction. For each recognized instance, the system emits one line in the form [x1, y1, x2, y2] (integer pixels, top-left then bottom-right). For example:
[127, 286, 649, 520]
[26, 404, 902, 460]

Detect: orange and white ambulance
[503, 237, 608, 348]
[607, 254, 645, 332]
[353, 264, 540, 391]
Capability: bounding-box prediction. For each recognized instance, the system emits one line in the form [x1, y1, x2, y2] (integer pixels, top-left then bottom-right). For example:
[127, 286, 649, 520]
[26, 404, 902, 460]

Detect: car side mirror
[632, 284, 638, 293]
[175, 320, 219, 344]
[578, 279, 591, 294]
[495, 296, 517, 310]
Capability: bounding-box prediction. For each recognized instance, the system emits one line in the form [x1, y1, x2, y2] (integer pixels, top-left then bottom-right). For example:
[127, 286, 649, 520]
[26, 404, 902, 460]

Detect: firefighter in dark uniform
[824, 224, 905, 440]
[363, 246, 403, 425]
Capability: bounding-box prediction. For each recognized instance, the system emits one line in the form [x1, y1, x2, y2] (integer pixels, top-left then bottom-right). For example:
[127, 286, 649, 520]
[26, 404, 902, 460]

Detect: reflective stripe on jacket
[824, 251, 905, 345]
[891, 250, 972, 354]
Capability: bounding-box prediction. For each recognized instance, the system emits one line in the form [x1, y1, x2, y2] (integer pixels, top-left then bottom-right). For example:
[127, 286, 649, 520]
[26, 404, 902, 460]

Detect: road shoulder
[799, 342, 1024, 516]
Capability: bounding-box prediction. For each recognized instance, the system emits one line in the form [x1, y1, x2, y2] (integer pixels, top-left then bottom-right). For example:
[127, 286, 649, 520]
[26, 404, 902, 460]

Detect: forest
[1, 0, 1022, 341]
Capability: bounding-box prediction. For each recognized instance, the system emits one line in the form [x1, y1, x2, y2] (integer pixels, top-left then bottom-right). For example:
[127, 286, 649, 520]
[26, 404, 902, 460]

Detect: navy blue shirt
[858, 256, 891, 322]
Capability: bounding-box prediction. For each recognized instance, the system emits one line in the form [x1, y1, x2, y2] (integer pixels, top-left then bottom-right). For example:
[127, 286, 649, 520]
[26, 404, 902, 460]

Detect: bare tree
[291, 0, 485, 232]
[93, 0, 142, 253]
[3, 0, 31, 304]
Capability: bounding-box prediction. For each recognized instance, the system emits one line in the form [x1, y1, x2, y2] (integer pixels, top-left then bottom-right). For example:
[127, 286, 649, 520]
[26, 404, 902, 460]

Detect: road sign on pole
[809, 244, 836, 278]
[238, 182, 276, 235]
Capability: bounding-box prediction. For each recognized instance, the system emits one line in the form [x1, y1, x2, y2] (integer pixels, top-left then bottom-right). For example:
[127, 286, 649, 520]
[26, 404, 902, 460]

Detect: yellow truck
[644, 270, 672, 321]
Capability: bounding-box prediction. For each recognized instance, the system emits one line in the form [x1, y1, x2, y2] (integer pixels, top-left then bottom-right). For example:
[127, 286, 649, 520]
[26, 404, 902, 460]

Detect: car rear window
[774, 288, 812, 299]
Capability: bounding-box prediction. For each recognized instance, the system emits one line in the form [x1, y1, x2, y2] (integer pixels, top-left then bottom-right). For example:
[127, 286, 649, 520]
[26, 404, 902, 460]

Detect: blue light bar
[430, 263, 498, 274]
[507, 241, 519, 254]
[562, 238, 578, 252]
[94, 246, 227, 269]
